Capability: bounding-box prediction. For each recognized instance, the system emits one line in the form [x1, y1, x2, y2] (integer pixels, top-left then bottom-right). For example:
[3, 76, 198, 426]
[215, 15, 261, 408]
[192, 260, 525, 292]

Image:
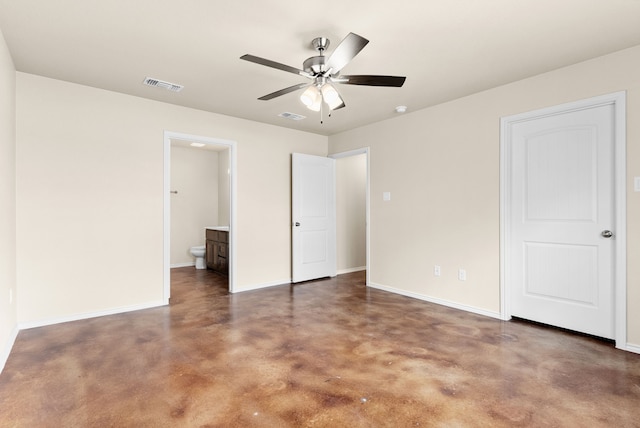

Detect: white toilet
[190, 245, 206, 269]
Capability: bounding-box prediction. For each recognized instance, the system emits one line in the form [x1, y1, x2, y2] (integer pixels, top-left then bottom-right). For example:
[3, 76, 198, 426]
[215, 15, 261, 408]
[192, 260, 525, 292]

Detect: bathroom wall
[0, 27, 17, 370]
[170, 144, 219, 267]
[336, 154, 367, 273]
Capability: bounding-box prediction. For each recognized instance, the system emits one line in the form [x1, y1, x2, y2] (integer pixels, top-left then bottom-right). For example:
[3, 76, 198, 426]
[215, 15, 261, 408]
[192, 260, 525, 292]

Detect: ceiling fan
[240, 32, 406, 117]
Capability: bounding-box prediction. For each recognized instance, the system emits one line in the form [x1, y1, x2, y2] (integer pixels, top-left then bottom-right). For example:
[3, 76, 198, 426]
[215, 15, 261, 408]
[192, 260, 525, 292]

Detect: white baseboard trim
[337, 266, 366, 275]
[233, 270, 367, 293]
[618, 342, 640, 355]
[233, 278, 292, 293]
[0, 325, 19, 374]
[18, 300, 167, 331]
[368, 282, 502, 320]
[171, 262, 195, 268]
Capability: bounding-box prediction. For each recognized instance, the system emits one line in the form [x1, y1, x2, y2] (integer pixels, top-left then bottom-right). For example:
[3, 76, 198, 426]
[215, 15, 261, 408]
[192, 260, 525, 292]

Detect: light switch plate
[383, 191, 391, 201]
[635, 177, 640, 192]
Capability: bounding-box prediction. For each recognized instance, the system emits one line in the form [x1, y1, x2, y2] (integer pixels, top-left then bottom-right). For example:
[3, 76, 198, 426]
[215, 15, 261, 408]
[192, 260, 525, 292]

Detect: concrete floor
[1, 268, 639, 427]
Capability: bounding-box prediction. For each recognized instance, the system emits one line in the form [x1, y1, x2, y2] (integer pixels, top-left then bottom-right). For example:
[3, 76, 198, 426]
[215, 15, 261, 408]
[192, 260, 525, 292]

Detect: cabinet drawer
[206, 229, 229, 243]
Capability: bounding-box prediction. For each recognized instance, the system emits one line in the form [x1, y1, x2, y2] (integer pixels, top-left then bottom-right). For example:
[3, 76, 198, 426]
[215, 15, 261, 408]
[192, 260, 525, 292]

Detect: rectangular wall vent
[279, 112, 306, 121]
[143, 77, 184, 92]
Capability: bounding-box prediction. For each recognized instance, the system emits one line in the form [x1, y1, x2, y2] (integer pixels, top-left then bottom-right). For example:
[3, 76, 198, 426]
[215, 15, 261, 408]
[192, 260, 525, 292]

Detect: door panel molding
[500, 92, 627, 350]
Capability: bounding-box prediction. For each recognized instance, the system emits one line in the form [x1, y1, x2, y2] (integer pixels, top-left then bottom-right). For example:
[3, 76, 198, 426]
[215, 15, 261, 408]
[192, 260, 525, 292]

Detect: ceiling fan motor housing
[311, 37, 329, 52]
[304, 37, 332, 75]
[303, 56, 328, 75]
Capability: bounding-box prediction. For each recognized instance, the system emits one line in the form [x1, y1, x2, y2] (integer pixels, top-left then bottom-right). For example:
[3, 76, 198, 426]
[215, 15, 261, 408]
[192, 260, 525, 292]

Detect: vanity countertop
[206, 226, 229, 232]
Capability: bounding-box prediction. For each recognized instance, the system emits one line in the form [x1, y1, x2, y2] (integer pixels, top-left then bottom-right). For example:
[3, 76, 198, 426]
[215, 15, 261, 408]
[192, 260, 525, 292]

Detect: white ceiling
[1, 0, 639, 136]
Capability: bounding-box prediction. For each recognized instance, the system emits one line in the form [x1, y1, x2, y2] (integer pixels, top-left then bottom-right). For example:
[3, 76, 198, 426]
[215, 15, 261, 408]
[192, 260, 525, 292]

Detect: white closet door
[508, 104, 615, 339]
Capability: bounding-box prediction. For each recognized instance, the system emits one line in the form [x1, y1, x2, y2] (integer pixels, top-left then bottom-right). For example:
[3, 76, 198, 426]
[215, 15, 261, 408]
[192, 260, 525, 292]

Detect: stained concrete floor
[1, 268, 640, 427]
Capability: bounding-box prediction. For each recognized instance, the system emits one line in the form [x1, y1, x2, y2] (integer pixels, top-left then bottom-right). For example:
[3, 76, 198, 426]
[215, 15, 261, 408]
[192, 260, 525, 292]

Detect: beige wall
[329, 45, 640, 347]
[336, 154, 366, 273]
[170, 145, 219, 266]
[16, 73, 327, 325]
[0, 28, 17, 367]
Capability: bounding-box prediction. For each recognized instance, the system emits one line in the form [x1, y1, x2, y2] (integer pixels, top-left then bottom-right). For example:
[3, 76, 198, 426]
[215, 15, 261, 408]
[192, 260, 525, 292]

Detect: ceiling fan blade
[325, 33, 369, 74]
[241, 54, 311, 78]
[333, 101, 346, 110]
[257, 82, 311, 100]
[336, 75, 406, 87]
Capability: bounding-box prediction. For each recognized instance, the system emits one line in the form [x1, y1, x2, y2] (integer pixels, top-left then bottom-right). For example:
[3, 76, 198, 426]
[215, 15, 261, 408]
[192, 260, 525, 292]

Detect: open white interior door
[292, 153, 337, 283]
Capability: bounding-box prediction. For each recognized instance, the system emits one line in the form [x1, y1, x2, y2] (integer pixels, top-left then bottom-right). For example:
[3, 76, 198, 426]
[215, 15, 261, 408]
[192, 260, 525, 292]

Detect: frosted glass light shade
[308, 95, 322, 111]
[300, 86, 320, 108]
[321, 84, 343, 110]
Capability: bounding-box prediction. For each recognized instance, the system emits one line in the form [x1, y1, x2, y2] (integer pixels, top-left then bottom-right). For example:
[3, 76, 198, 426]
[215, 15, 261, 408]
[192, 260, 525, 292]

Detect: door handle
[601, 230, 613, 238]
[295, 222, 301, 227]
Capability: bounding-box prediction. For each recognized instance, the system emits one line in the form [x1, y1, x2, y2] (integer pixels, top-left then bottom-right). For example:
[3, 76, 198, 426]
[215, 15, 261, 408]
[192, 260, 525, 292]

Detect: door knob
[295, 222, 301, 227]
[601, 230, 613, 238]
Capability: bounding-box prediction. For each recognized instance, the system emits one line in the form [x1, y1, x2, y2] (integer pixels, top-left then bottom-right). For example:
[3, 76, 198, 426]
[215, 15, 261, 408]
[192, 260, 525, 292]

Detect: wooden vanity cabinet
[206, 229, 229, 275]
[205, 239, 216, 270]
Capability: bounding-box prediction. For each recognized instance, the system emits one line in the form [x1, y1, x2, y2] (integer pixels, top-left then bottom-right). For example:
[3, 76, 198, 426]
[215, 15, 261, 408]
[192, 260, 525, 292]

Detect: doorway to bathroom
[163, 131, 237, 301]
[331, 148, 369, 284]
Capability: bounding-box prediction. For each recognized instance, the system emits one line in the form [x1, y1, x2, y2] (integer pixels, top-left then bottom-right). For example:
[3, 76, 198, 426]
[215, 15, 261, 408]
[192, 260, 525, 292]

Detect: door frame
[163, 131, 238, 300]
[329, 147, 370, 286]
[500, 92, 627, 349]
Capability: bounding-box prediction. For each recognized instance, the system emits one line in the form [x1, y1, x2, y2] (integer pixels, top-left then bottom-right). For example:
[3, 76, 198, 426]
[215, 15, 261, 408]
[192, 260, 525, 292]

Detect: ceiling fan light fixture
[300, 86, 320, 107]
[241, 32, 405, 120]
[301, 85, 323, 111]
[321, 83, 343, 110]
[308, 93, 322, 112]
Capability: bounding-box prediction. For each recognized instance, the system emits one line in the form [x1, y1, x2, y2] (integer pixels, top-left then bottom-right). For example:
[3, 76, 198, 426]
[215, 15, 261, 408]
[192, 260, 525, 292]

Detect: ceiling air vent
[279, 112, 306, 121]
[143, 77, 184, 92]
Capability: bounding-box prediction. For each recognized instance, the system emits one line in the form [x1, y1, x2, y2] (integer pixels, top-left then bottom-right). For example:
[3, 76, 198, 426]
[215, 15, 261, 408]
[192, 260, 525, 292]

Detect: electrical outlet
[458, 269, 467, 281]
[434, 265, 441, 277]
